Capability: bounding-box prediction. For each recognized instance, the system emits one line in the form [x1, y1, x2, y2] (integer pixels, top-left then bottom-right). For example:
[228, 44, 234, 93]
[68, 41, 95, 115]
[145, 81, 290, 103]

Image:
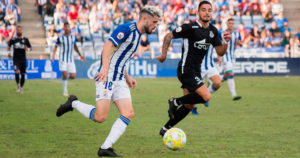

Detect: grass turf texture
[0, 77, 299, 158]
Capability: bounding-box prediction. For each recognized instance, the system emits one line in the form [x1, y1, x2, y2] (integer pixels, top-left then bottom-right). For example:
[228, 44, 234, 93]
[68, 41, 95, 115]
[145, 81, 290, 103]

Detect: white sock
[208, 84, 217, 93]
[72, 100, 96, 119]
[101, 115, 130, 149]
[227, 78, 237, 97]
[62, 79, 68, 93]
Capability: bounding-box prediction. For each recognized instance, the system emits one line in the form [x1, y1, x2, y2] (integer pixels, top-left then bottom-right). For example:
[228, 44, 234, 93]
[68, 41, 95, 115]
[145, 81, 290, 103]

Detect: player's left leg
[160, 88, 195, 136]
[99, 81, 132, 157]
[62, 71, 68, 96]
[14, 69, 20, 93]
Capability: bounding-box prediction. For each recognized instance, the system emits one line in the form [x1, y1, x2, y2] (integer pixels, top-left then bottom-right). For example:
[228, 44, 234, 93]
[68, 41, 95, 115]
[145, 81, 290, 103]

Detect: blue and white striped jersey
[201, 45, 216, 71]
[55, 35, 76, 63]
[222, 31, 241, 63]
[98, 22, 141, 81]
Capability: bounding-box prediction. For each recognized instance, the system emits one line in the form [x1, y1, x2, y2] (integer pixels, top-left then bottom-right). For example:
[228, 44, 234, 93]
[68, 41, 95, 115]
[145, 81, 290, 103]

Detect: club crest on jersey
[117, 32, 124, 40]
[176, 27, 182, 32]
[210, 31, 214, 38]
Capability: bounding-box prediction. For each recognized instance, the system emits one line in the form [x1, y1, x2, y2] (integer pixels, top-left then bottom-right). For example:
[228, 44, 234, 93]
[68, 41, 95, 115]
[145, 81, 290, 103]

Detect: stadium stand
[1, 0, 299, 59]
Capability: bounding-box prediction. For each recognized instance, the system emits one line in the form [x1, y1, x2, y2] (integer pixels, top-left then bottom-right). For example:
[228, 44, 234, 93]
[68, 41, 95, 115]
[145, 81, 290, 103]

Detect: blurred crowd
[37, 0, 300, 57]
[0, 0, 21, 43]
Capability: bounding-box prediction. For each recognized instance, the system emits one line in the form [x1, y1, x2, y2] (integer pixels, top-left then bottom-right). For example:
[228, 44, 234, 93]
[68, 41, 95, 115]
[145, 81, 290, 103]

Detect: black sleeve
[172, 24, 192, 39]
[8, 39, 13, 47]
[25, 38, 32, 48]
[211, 27, 222, 47]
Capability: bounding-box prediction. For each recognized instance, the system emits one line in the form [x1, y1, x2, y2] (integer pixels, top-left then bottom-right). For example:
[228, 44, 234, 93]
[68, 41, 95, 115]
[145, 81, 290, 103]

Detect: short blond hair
[140, 5, 162, 19]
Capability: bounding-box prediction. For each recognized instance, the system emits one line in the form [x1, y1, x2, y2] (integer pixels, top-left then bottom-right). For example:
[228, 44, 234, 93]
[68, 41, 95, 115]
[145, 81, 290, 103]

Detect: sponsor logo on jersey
[210, 31, 214, 38]
[117, 32, 124, 40]
[194, 39, 210, 50]
[192, 26, 199, 29]
[176, 27, 182, 32]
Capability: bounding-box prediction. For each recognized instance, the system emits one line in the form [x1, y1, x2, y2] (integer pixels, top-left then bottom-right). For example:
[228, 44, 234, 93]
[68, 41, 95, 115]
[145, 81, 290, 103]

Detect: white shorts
[96, 80, 131, 102]
[223, 62, 234, 73]
[201, 67, 220, 79]
[59, 62, 76, 73]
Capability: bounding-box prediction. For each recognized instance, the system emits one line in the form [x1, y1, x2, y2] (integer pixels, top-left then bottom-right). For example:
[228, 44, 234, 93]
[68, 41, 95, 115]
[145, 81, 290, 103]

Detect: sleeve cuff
[109, 37, 119, 47]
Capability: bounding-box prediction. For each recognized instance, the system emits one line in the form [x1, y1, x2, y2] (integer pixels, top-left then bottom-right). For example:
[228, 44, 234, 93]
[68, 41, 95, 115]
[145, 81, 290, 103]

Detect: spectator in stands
[269, 21, 281, 37]
[250, 0, 260, 15]
[68, 4, 79, 24]
[211, 4, 220, 24]
[123, 6, 133, 23]
[240, 0, 251, 15]
[78, 6, 89, 25]
[138, 34, 150, 57]
[281, 22, 291, 34]
[175, 8, 189, 27]
[164, 5, 175, 25]
[260, 26, 270, 47]
[185, 0, 196, 17]
[272, 0, 283, 15]
[112, 6, 123, 27]
[237, 23, 248, 46]
[47, 23, 58, 38]
[0, 24, 10, 43]
[275, 12, 288, 29]
[55, 0, 67, 26]
[249, 24, 261, 47]
[70, 21, 82, 42]
[4, 8, 17, 26]
[270, 30, 283, 47]
[261, 0, 271, 18]
[282, 30, 293, 57]
[172, 0, 185, 14]
[43, 0, 56, 17]
[36, 0, 46, 17]
[160, 0, 170, 13]
[6, 0, 21, 22]
[74, 0, 82, 12]
[295, 27, 300, 46]
[229, 0, 240, 15]
[101, 14, 112, 35]
[217, 0, 229, 9]
[0, 5, 5, 26]
[220, 5, 230, 22]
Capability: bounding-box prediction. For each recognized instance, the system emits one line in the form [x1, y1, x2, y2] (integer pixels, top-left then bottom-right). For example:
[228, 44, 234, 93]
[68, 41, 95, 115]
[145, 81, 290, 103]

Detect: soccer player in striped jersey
[192, 45, 222, 115]
[52, 22, 85, 96]
[56, 6, 162, 157]
[218, 18, 242, 101]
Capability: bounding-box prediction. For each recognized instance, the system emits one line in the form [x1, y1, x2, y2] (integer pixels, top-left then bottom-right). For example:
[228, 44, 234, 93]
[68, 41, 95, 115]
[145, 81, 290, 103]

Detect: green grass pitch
[0, 77, 300, 158]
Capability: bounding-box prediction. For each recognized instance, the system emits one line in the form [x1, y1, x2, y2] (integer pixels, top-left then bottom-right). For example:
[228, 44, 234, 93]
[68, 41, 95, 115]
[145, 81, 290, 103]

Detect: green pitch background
[0, 77, 299, 158]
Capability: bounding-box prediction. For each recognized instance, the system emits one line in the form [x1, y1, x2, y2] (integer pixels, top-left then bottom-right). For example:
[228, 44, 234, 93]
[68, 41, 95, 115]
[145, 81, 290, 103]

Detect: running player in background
[192, 45, 222, 115]
[218, 18, 242, 101]
[56, 6, 161, 157]
[157, 1, 230, 136]
[8, 26, 31, 94]
[52, 22, 85, 96]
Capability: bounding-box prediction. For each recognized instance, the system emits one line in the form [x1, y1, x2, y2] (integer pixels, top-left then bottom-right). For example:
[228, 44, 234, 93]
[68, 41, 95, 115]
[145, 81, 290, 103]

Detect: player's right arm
[7, 39, 12, 58]
[157, 24, 191, 63]
[52, 37, 61, 62]
[94, 40, 114, 82]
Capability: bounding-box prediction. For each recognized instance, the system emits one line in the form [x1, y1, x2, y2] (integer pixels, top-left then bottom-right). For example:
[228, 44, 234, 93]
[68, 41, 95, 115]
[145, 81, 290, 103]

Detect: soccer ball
[163, 128, 186, 150]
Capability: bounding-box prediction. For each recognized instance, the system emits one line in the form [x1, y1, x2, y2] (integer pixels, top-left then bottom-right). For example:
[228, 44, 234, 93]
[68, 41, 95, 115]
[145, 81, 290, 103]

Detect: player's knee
[94, 114, 107, 123]
[214, 81, 221, 89]
[202, 93, 211, 102]
[69, 76, 76, 79]
[122, 111, 135, 120]
[184, 104, 194, 110]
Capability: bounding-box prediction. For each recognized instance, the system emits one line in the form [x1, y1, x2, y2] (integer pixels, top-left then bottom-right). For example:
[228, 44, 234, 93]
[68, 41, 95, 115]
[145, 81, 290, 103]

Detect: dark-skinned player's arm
[157, 32, 174, 63]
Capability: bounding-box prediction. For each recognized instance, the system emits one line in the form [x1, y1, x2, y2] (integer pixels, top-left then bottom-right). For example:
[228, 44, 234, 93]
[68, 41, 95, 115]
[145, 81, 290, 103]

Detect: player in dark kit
[8, 26, 32, 94]
[157, 1, 231, 136]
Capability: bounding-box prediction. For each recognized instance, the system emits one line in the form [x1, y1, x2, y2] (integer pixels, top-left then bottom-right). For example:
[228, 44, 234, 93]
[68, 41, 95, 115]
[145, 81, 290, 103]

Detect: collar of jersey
[134, 22, 141, 35]
[196, 20, 203, 28]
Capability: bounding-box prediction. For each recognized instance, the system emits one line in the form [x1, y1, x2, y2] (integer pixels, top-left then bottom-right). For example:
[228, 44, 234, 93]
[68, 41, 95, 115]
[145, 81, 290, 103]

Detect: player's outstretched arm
[94, 40, 114, 82]
[125, 69, 137, 88]
[215, 31, 231, 56]
[157, 32, 174, 63]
